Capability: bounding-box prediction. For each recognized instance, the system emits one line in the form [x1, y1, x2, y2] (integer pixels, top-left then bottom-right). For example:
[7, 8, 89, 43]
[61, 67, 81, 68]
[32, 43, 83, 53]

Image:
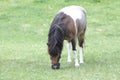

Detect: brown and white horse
[47, 6, 87, 69]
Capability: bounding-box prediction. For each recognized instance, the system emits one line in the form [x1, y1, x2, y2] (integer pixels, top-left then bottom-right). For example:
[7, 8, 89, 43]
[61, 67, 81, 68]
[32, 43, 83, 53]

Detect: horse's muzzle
[51, 63, 60, 69]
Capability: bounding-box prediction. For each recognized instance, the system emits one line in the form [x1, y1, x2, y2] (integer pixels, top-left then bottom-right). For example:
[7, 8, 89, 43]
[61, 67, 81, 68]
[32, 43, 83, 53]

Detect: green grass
[0, 0, 120, 80]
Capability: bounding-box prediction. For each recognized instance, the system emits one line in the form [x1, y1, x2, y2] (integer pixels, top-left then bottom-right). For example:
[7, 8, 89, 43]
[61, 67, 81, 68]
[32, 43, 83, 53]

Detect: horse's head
[47, 42, 61, 69]
[47, 26, 64, 69]
[47, 12, 65, 69]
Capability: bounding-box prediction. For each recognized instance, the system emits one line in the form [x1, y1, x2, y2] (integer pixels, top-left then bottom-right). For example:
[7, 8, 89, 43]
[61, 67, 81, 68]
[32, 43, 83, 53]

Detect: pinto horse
[47, 6, 87, 69]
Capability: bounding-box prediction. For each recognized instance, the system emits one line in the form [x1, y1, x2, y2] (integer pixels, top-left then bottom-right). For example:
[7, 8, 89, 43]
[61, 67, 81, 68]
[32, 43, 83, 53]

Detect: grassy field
[0, 0, 120, 80]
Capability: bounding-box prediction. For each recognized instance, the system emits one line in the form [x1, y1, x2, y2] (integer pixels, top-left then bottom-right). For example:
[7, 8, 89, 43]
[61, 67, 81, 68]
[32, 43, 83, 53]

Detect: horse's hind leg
[78, 33, 85, 64]
[67, 42, 72, 63]
[71, 39, 79, 67]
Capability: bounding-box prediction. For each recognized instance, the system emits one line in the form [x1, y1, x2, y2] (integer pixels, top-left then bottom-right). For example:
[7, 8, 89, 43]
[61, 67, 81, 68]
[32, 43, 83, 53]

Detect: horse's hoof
[75, 63, 80, 67]
[68, 60, 72, 63]
[51, 63, 60, 69]
[80, 61, 84, 64]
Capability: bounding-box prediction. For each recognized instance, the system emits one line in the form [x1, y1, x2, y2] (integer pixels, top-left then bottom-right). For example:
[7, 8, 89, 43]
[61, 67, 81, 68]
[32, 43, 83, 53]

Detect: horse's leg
[78, 33, 85, 64]
[67, 42, 72, 63]
[71, 39, 79, 67]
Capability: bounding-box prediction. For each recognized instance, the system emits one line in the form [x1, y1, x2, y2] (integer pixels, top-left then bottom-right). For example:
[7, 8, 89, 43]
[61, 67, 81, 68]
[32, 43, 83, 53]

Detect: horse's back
[59, 6, 86, 23]
[59, 5, 87, 36]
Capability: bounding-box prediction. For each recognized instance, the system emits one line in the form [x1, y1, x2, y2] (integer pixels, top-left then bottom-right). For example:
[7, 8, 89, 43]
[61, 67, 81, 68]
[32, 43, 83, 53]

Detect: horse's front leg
[71, 39, 79, 67]
[67, 42, 72, 63]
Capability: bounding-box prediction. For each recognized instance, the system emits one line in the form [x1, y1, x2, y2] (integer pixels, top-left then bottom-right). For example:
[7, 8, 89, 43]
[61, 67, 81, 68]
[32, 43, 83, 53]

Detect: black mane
[48, 12, 66, 57]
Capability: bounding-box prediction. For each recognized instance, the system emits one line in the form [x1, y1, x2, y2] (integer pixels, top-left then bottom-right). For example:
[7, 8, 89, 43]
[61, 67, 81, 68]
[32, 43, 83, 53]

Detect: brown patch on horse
[51, 55, 60, 65]
[63, 15, 76, 41]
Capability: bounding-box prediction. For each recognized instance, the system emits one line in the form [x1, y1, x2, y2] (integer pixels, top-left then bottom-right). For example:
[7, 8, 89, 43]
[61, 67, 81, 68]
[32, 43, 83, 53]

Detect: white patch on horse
[67, 42, 72, 63]
[59, 5, 86, 35]
[73, 50, 79, 67]
[79, 47, 84, 63]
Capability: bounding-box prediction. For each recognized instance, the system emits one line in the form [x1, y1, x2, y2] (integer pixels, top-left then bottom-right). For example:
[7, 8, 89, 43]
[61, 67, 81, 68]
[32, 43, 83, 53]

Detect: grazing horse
[47, 6, 87, 69]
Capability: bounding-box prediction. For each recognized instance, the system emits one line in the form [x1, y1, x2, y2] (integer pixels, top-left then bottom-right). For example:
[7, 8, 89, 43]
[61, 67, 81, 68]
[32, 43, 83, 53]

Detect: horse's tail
[76, 18, 86, 48]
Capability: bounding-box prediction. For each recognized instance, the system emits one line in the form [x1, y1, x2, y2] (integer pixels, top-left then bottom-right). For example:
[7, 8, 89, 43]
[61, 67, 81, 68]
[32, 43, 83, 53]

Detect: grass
[0, 0, 120, 80]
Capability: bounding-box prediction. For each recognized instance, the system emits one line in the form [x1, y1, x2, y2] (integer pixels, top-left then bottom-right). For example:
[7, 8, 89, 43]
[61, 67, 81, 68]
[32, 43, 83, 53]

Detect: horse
[47, 5, 87, 69]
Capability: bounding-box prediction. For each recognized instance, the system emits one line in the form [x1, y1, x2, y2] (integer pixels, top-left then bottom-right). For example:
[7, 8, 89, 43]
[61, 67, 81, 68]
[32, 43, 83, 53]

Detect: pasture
[0, 0, 120, 80]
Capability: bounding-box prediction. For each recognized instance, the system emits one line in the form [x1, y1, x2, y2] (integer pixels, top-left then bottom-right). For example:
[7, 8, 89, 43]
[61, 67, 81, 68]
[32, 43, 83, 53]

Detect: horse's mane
[48, 12, 66, 57]
[48, 24, 64, 57]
